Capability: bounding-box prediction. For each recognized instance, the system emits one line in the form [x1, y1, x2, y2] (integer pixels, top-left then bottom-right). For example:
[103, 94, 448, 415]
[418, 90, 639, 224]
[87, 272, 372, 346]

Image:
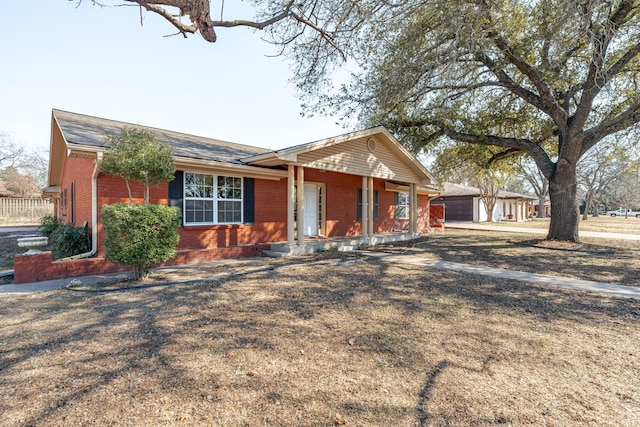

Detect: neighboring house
[432, 183, 536, 222]
[18, 109, 441, 283]
[533, 198, 551, 218]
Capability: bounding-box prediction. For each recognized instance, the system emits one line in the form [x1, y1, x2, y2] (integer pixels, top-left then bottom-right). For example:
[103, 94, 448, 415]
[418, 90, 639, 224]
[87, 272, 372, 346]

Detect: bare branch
[580, 99, 640, 155]
[573, 0, 636, 130]
[474, 52, 547, 113]
[443, 128, 555, 179]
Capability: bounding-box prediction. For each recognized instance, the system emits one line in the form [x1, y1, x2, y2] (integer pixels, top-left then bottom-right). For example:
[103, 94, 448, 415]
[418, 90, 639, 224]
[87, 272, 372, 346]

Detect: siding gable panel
[296, 137, 421, 183]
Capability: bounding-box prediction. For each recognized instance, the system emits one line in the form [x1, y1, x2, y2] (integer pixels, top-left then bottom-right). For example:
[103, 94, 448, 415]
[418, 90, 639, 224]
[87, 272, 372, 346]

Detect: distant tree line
[0, 132, 48, 198]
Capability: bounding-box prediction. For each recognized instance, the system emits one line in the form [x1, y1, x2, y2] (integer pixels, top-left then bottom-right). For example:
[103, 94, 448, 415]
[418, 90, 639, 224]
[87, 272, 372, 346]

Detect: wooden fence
[0, 198, 54, 224]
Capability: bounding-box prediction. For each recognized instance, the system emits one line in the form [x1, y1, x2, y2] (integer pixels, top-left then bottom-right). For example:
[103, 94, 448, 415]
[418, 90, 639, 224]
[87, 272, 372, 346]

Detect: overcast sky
[0, 1, 347, 156]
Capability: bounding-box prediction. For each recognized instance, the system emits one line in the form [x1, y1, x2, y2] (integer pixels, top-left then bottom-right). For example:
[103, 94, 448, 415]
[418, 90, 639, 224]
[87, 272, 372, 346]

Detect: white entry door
[303, 183, 318, 236]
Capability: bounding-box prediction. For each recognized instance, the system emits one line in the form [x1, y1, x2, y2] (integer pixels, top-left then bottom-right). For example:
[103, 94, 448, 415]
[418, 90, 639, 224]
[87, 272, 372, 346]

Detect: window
[70, 182, 76, 224]
[184, 172, 242, 225]
[357, 188, 379, 220]
[395, 192, 409, 220]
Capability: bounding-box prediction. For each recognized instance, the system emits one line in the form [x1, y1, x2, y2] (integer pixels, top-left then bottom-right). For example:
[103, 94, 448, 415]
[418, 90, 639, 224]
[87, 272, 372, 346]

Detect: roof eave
[174, 156, 286, 180]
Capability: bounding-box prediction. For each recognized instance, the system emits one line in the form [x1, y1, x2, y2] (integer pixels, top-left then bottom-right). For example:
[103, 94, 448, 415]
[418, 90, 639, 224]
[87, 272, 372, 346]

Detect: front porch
[263, 231, 421, 257]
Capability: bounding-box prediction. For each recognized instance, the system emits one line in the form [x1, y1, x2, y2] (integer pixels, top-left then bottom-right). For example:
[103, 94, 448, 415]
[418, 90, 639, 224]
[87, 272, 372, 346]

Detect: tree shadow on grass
[1, 253, 638, 426]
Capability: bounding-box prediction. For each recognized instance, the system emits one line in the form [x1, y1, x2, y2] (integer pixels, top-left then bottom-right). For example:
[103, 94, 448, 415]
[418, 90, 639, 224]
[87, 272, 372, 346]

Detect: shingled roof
[441, 183, 535, 199]
[53, 109, 270, 165]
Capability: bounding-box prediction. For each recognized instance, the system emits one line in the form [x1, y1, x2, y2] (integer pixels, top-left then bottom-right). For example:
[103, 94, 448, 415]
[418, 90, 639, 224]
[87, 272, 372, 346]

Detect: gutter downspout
[63, 153, 101, 260]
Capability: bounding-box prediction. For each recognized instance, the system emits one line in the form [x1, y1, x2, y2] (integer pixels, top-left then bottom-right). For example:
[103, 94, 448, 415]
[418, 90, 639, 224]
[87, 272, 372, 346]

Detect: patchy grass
[1, 251, 639, 426]
[0, 232, 34, 271]
[492, 215, 640, 234]
[0, 229, 51, 275]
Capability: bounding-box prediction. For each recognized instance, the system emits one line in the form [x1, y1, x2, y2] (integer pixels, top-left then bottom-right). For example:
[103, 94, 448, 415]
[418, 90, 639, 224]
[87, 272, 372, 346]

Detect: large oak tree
[84, 0, 640, 241]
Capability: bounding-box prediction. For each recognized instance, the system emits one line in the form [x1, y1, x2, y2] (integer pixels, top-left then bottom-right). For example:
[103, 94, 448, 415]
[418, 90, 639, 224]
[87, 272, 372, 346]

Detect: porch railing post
[287, 164, 295, 246]
[367, 177, 374, 236]
[361, 176, 369, 238]
[297, 165, 304, 246]
[410, 183, 417, 234]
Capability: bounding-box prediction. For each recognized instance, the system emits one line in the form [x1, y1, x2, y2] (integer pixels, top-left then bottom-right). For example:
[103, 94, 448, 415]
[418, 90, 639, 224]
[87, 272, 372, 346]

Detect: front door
[303, 183, 318, 236]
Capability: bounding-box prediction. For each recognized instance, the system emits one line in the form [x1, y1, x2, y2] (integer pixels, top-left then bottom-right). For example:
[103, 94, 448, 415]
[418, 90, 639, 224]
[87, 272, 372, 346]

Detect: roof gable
[243, 127, 434, 185]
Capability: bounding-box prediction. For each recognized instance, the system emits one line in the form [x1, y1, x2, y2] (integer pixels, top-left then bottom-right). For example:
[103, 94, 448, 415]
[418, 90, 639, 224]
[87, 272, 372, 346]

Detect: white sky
[0, 1, 347, 156]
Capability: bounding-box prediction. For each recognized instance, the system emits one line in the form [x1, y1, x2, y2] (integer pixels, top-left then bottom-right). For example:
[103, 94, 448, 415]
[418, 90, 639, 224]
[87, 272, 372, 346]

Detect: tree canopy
[100, 128, 175, 204]
[85, 0, 640, 242]
[308, 0, 640, 241]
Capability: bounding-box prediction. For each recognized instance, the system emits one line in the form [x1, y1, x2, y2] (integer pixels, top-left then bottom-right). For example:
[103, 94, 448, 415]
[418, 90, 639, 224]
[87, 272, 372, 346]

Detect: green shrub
[39, 215, 91, 259]
[40, 215, 62, 238]
[101, 203, 181, 279]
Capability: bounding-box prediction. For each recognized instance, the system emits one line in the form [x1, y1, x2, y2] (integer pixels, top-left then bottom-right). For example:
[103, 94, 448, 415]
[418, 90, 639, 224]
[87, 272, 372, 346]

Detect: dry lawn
[491, 215, 640, 234]
[387, 229, 640, 287]
[1, 248, 639, 426]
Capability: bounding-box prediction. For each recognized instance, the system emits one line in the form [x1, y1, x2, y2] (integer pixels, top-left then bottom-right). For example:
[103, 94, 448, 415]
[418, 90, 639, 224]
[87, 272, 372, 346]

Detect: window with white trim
[396, 192, 409, 220]
[184, 172, 242, 225]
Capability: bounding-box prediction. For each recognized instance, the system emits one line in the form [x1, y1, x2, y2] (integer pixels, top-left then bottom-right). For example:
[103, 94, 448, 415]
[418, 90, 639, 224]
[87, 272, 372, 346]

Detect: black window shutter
[357, 188, 362, 220]
[243, 178, 255, 224]
[168, 170, 184, 226]
[374, 190, 379, 220]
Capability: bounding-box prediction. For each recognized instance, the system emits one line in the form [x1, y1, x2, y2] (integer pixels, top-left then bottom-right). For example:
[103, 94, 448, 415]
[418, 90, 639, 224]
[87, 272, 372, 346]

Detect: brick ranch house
[15, 109, 442, 283]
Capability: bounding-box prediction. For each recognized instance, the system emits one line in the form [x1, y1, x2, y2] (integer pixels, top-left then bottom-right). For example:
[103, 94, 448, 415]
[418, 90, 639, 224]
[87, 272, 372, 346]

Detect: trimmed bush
[101, 204, 181, 279]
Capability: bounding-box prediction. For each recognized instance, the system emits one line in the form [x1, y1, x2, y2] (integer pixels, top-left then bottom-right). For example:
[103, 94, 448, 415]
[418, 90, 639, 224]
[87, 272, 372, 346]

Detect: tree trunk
[537, 196, 546, 218]
[581, 192, 592, 221]
[484, 200, 496, 222]
[547, 159, 580, 242]
[592, 200, 600, 217]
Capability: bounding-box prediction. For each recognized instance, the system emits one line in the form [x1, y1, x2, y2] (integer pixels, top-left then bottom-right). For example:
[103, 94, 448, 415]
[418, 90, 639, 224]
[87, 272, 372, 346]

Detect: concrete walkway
[363, 252, 640, 300]
[0, 271, 134, 295]
[445, 221, 640, 241]
[3, 250, 640, 300]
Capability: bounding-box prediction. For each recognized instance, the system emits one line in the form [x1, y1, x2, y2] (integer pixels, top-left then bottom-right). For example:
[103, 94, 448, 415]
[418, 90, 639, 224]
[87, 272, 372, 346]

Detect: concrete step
[262, 250, 291, 258]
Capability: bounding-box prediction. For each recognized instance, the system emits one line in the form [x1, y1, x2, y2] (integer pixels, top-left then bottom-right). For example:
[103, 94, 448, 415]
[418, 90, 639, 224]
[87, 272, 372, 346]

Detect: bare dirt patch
[1, 251, 639, 426]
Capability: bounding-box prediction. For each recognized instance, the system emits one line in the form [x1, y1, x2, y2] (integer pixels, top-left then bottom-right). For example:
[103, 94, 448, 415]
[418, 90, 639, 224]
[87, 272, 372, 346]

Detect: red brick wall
[418, 194, 430, 232]
[429, 204, 445, 230]
[13, 251, 129, 284]
[302, 169, 362, 237]
[94, 168, 433, 252]
[13, 244, 269, 284]
[95, 174, 169, 256]
[59, 157, 95, 227]
[15, 165, 437, 284]
[176, 178, 288, 250]
[296, 169, 434, 236]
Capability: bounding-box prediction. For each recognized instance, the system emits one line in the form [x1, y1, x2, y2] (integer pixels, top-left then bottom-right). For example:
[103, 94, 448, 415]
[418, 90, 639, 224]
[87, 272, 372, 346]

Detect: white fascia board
[174, 157, 286, 180]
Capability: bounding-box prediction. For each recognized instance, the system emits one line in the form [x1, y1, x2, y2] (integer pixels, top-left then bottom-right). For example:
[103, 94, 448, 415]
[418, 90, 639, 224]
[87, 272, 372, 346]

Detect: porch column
[361, 176, 369, 238]
[409, 183, 417, 234]
[367, 177, 374, 236]
[287, 164, 295, 245]
[297, 165, 304, 246]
